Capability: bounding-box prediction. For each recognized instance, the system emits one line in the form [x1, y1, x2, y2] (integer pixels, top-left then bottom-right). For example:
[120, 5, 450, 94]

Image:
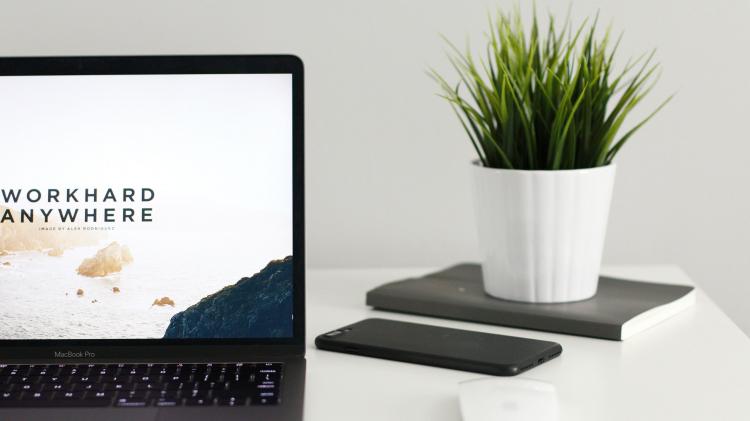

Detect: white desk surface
[303, 265, 750, 421]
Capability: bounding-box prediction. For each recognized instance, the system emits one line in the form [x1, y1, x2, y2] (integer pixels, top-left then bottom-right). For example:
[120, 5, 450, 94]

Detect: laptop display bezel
[0, 55, 305, 359]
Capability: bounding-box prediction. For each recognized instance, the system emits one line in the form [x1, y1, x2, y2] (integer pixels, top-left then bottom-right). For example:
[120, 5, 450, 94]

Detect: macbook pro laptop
[0, 55, 305, 420]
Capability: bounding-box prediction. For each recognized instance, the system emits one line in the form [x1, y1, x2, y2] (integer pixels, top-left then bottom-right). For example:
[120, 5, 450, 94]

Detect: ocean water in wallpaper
[0, 73, 294, 340]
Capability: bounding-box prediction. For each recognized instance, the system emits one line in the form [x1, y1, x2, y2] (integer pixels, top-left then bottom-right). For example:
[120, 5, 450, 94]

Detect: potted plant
[432, 9, 671, 303]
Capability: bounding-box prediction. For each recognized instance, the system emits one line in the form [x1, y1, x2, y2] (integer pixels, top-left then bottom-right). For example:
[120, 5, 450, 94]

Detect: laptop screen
[0, 73, 294, 341]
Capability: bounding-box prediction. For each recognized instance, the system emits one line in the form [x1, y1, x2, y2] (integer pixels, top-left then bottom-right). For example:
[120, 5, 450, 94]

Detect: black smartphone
[315, 318, 562, 376]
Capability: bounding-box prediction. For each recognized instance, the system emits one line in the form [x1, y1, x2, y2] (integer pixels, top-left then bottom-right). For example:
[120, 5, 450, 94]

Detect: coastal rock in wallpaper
[77, 242, 134, 277]
[152, 296, 175, 307]
[47, 247, 64, 257]
[0, 206, 105, 252]
[163, 256, 293, 339]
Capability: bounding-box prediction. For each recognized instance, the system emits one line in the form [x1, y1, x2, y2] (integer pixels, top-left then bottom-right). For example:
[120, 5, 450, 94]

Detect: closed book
[366, 263, 695, 340]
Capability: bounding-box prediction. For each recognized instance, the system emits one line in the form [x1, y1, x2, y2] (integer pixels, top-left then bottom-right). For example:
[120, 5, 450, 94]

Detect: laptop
[0, 55, 306, 420]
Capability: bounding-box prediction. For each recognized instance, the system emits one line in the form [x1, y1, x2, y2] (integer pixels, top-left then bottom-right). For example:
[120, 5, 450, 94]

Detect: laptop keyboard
[0, 362, 282, 408]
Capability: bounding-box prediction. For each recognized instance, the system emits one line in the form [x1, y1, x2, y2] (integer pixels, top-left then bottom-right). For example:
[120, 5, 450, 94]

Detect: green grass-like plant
[432, 8, 672, 170]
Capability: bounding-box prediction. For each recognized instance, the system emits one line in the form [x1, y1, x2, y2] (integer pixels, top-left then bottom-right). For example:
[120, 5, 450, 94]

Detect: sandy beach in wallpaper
[0, 224, 293, 340]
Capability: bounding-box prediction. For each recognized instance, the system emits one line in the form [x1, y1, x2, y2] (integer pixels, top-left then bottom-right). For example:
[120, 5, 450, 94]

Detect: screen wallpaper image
[0, 74, 294, 340]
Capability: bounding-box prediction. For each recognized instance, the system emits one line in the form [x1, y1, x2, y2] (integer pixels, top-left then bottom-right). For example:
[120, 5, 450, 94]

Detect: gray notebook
[366, 263, 696, 340]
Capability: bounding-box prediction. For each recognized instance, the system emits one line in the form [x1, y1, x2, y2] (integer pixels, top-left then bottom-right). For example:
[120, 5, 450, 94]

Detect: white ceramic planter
[472, 162, 616, 303]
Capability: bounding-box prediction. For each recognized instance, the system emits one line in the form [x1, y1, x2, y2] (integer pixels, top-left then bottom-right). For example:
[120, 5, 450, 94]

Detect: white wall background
[2, 0, 749, 335]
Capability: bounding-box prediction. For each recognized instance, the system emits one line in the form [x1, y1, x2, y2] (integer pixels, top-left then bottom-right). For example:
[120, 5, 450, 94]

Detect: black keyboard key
[216, 391, 250, 406]
[154, 397, 181, 407]
[101, 382, 128, 391]
[217, 396, 246, 406]
[48, 383, 65, 392]
[124, 367, 148, 376]
[123, 391, 149, 400]
[20, 391, 54, 401]
[199, 372, 225, 382]
[254, 388, 279, 397]
[93, 367, 109, 377]
[155, 391, 182, 399]
[58, 391, 85, 400]
[57, 367, 78, 377]
[251, 395, 278, 405]
[89, 391, 114, 400]
[115, 397, 149, 408]
[132, 382, 157, 391]
[258, 372, 280, 383]
[185, 397, 212, 406]
[1, 391, 19, 400]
